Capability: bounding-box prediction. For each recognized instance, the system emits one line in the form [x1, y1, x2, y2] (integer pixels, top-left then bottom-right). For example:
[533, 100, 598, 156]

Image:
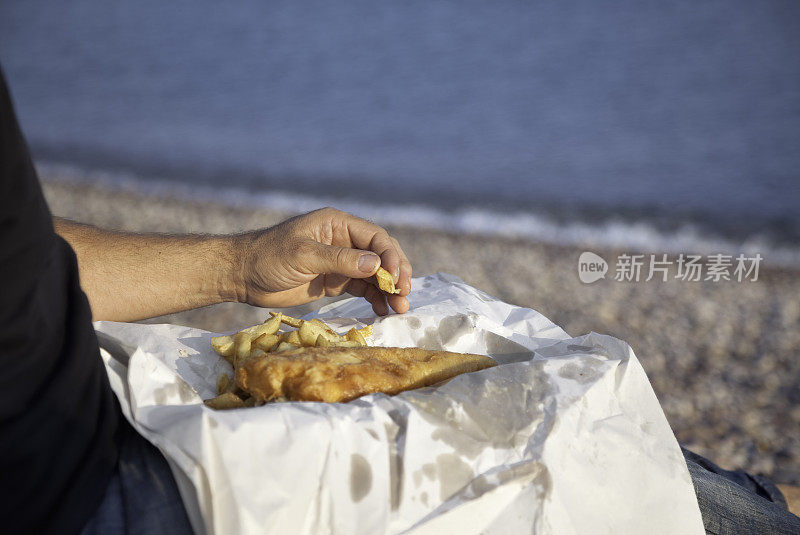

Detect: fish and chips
[204, 265, 494, 408]
[205, 311, 495, 408]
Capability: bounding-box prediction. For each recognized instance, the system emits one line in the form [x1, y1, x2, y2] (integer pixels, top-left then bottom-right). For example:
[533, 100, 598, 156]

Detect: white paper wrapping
[96, 273, 704, 534]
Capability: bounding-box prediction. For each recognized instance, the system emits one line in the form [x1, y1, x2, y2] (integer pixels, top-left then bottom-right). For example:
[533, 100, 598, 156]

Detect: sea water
[1, 0, 798, 262]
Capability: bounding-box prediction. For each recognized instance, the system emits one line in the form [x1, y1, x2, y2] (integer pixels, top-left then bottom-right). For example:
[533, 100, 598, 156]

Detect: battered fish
[235, 346, 497, 403]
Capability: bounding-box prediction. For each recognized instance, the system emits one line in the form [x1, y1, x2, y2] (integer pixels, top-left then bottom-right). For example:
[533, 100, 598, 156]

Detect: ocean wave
[37, 162, 800, 267]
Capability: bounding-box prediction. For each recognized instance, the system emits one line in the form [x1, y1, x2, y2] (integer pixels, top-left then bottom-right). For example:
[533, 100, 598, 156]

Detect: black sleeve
[0, 67, 120, 534]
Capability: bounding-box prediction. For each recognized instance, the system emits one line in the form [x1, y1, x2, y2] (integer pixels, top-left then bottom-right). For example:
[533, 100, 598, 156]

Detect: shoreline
[37, 161, 800, 267]
[42, 176, 800, 485]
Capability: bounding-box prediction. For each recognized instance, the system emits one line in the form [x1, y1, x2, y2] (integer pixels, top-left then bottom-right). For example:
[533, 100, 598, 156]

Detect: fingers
[300, 241, 380, 279]
[330, 212, 412, 311]
[387, 293, 410, 314]
[321, 273, 350, 297]
[295, 208, 413, 314]
[339, 215, 407, 282]
[346, 279, 390, 316]
[366, 285, 390, 316]
[300, 242, 410, 315]
[390, 236, 413, 296]
[347, 279, 408, 315]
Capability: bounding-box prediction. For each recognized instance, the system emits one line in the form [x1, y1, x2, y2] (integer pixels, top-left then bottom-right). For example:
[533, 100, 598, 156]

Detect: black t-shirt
[0, 69, 119, 533]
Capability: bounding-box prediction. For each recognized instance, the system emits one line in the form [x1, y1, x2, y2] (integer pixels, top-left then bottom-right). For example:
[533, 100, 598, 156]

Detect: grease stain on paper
[474, 290, 494, 303]
[468, 473, 495, 496]
[405, 316, 422, 330]
[449, 461, 553, 508]
[431, 427, 485, 459]
[557, 356, 605, 384]
[417, 313, 477, 350]
[566, 344, 603, 354]
[350, 454, 372, 503]
[414, 453, 476, 501]
[385, 422, 403, 510]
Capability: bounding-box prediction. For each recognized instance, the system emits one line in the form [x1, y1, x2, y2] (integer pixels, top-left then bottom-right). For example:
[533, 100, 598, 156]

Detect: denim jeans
[82, 425, 799, 534]
[80, 420, 192, 535]
[683, 448, 800, 534]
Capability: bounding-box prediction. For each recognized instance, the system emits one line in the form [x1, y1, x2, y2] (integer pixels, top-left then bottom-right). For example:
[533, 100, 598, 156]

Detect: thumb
[305, 242, 381, 279]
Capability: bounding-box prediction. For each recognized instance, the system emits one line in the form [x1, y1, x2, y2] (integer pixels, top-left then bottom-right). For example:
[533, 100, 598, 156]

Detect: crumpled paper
[96, 273, 704, 534]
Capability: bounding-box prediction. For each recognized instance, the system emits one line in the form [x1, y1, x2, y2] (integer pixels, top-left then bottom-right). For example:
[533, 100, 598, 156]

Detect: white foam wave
[38, 162, 800, 267]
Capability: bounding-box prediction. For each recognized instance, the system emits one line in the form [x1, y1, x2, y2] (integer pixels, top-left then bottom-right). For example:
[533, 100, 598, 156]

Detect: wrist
[214, 233, 250, 304]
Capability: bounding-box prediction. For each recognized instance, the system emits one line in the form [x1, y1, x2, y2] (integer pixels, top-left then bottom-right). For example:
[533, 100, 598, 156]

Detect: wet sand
[42, 177, 800, 485]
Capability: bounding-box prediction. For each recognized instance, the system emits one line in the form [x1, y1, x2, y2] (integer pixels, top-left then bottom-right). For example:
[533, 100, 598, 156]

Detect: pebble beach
[42, 176, 800, 486]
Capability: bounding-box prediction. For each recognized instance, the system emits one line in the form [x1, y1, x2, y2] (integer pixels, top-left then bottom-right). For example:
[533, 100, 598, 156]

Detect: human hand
[233, 207, 412, 315]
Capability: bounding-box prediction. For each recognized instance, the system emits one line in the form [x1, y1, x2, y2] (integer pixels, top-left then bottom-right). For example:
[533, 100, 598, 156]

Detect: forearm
[54, 218, 243, 322]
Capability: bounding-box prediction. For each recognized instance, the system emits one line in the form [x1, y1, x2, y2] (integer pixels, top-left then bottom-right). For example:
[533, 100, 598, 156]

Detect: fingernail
[393, 268, 400, 282]
[358, 254, 380, 273]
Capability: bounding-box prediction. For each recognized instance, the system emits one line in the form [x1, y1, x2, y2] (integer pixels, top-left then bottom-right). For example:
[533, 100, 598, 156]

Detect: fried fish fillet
[235, 346, 497, 403]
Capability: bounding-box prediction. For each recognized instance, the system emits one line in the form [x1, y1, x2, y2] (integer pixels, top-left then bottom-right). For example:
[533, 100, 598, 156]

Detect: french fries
[298, 321, 321, 346]
[359, 324, 373, 338]
[204, 392, 246, 410]
[211, 313, 283, 363]
[217, 373, 231, 394]
[375, 267, 400, 294]
[234, 331, 252, 366]
[210, 373, 265, 409]
[270, 311, 301, 328]
[206, 312, 375, 409]
[330, 340, 363, 348]
[275, 342, 299, 352]
[345, 327, 367, 346]
[278, 330, 303, 346]
[252, 333, 279, 352]
[210, 336, 235, 358]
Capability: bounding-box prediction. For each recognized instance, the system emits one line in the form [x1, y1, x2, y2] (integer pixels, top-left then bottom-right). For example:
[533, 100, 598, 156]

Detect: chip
[375, 266, 400, 294]
[206, 314, 378, 408]
[204, 392, 246, 410]
[345, 327, 367, 346]
[217, 373, 231, 395]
